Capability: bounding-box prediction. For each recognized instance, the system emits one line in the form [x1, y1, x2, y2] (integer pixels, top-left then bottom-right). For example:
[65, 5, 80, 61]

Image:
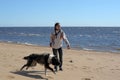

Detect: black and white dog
[20, 53, 60, 75]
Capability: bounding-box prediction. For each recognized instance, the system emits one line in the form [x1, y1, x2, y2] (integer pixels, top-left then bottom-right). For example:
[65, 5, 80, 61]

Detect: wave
[19, 33, 43, 37]
[72, 34, 92, 38]
[113, 31, 120, 34]
[5, 32, 45, 37]
[0, 40, 36, 46]
[83, 48, 95, 51]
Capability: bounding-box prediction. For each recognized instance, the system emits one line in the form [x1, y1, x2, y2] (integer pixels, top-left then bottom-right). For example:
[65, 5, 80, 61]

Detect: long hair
[54, 23, 61, 37]
[54, 23, 61, 31]
[54, 23, 63, 39]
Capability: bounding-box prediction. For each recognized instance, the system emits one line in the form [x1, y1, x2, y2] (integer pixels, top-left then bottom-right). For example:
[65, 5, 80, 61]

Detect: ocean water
[0, 27, 120, 53]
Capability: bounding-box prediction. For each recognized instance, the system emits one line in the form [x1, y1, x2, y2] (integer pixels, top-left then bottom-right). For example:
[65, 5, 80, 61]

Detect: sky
[0, 0, 120, 27]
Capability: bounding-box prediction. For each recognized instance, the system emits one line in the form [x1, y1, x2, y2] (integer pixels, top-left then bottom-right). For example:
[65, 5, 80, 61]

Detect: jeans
[52, 47, 63, 69]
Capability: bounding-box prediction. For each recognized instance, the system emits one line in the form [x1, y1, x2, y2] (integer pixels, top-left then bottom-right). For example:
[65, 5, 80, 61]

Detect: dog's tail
[23, 56, 29, 60]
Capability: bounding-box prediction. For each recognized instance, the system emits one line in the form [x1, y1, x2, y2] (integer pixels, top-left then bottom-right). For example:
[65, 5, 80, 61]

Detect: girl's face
[55, 25, 60, 31]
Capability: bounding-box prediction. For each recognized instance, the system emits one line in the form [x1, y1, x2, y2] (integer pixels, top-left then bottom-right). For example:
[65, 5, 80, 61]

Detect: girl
[50, 23, 70, 71]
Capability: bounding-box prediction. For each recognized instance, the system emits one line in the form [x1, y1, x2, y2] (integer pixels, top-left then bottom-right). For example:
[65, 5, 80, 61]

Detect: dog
[20, 53, 60, 75]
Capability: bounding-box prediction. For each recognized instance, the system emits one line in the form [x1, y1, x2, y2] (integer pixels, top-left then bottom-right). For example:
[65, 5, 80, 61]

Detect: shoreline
[0, 41, 119, 54]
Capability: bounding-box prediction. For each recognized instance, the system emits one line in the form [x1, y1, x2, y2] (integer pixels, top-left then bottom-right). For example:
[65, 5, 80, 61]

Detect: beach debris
[69, 60, 73, 63]
[82, 78, 91, 80]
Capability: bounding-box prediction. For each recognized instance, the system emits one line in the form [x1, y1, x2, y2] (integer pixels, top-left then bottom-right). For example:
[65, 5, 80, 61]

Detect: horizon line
[0, 26, 120, 27]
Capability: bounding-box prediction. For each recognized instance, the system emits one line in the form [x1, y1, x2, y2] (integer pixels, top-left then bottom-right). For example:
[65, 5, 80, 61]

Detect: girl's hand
[67, 45, 70, 49]
[50, 43, 52, 47]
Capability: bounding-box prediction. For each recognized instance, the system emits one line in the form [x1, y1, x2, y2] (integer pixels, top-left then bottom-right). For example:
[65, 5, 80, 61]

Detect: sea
[0, 27, 120, 53]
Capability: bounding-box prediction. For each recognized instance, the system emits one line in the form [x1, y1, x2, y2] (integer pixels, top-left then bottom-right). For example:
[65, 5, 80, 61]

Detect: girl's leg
[58, 47, 63, 70]
[52, 48, 58, 71]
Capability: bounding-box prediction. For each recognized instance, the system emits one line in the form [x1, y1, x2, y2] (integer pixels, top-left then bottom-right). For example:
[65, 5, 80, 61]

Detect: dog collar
[48, 54, 54, 64]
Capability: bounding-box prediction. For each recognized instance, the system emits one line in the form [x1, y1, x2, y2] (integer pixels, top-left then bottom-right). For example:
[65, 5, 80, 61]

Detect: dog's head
[52, 56, 60, 66]
[49, 55, 60, 66]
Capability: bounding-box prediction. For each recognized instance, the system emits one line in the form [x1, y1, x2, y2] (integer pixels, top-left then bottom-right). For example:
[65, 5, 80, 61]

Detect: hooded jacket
[50, 29, 70, 49]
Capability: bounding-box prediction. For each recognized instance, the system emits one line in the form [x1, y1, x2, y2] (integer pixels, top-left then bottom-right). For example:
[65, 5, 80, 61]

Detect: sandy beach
[0, 42, 120, 80]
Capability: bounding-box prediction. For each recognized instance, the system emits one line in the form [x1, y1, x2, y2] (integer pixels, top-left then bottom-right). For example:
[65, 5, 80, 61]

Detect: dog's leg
[20, 64, 27, 71]
[45, 67, 47, 75]
[45, 65, 56, 74]
[26, 66, 29, 70]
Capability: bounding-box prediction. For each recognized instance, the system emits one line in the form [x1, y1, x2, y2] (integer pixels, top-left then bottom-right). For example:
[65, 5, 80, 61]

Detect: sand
[0, 42, 120, 80]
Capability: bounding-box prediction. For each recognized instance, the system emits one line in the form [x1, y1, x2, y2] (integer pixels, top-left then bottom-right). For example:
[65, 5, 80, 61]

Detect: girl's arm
[63, 32, 70, 49]
[50, 33, 53, 47]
